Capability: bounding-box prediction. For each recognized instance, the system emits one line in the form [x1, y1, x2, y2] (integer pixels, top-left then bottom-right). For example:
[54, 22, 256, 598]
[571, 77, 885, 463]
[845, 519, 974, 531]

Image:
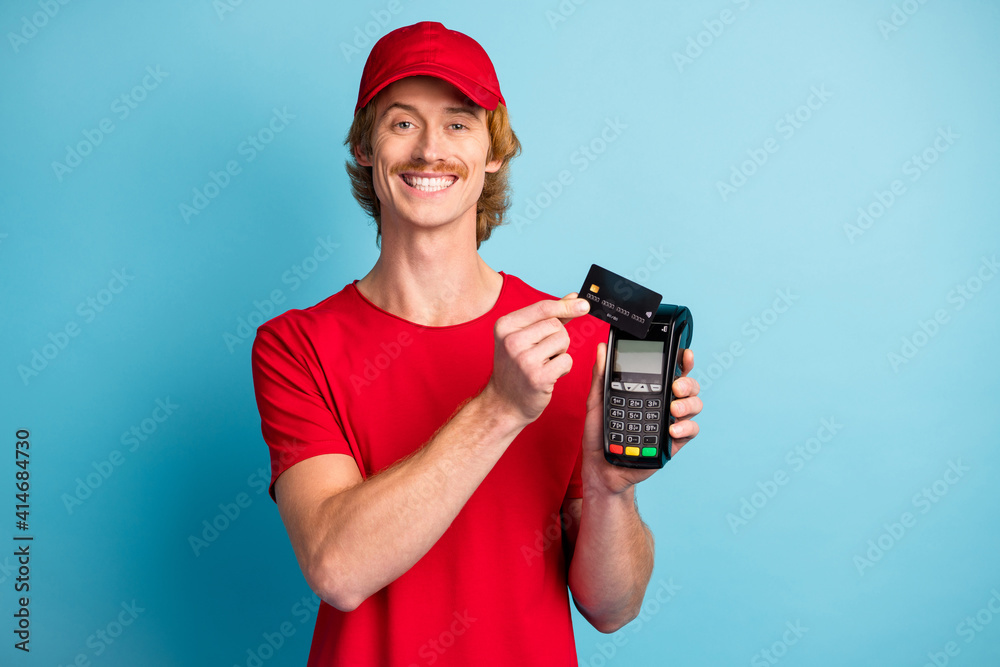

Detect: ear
[485, 156, 503, 174]
[354, 143, 373, 167]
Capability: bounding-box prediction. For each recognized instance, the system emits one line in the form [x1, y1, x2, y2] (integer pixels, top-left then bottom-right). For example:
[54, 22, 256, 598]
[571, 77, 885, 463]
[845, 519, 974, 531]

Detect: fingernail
[575, 299, 589, 313]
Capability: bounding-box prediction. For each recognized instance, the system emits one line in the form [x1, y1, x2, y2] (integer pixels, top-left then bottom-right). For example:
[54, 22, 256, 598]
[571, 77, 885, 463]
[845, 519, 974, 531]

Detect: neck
[356, 212, 502, 327]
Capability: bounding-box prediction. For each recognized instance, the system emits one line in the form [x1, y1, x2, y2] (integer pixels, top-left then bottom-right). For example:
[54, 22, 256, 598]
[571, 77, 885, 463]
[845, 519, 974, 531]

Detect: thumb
[587, 342, 607, 412]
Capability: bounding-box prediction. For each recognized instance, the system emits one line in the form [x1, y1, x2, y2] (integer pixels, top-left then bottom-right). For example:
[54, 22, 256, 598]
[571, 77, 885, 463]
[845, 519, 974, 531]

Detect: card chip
[589, 284, 599, 293]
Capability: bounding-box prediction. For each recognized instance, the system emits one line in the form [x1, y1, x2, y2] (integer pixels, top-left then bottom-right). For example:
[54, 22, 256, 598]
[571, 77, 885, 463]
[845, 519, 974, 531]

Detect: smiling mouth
[400, 174, 457, 192]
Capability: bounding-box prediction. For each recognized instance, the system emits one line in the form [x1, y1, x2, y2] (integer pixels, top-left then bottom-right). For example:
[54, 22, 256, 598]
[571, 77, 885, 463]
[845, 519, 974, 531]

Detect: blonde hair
[344, 99, 521, 248]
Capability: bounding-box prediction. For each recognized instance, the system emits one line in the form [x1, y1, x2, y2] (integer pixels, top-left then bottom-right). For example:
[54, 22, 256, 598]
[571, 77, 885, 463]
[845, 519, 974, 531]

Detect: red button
[609, 444, 623, 455]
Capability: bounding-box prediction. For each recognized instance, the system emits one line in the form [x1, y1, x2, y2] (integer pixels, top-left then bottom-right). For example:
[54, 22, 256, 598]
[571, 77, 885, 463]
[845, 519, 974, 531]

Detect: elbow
[318, 587, 366, 614]
[587, 609, 639, 635]
[573, 593, 642, 634]
[303, 556, 368, 613]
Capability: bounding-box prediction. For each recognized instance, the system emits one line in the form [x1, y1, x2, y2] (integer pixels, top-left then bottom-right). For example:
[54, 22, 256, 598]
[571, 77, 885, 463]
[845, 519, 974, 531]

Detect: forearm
[568, 486, 655, 633]
[303, 386, 524, 611]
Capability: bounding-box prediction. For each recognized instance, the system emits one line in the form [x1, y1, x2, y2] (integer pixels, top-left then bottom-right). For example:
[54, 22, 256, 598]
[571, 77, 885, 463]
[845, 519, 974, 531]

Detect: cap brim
[355, 64, 502, 114]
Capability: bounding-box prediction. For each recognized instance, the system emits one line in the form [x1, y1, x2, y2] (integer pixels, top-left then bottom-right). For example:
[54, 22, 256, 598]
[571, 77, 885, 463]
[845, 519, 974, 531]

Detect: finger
[537, 350, 574, 384]
[670, 396, 703, 420]
[556, 295, 588, 326]
[496, 298, 589, 335]
[592, 342, 607, 383]
[669, 418, 699, 442]
[679, 348, 695, 377]
[556, 293, 584, 325]
[671, 376, 700, 399]
[669, 419, 699, 443]
[502, 317, 568, 358]
[518, 325, 573, 368]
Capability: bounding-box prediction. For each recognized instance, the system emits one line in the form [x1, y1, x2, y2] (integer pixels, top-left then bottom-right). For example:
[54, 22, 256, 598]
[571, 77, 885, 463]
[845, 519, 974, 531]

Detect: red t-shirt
[251, 273, 609, 666]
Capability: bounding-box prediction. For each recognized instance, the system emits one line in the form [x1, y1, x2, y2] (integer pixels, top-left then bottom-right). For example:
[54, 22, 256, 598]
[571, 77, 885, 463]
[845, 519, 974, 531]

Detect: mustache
[389, 162, 469, 179]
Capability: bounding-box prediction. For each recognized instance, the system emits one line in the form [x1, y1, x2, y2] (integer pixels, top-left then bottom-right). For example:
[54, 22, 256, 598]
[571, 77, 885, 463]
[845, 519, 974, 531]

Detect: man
[251, 21, 702, 665]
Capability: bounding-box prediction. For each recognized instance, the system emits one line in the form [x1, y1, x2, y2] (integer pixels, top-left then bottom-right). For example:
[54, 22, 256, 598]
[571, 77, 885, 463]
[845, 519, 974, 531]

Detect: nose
[412, 126, 444, 163]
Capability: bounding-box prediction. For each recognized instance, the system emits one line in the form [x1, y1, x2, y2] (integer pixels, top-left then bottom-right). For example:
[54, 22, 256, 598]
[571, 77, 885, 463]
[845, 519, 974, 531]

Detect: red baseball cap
[354, 21, 506, 114]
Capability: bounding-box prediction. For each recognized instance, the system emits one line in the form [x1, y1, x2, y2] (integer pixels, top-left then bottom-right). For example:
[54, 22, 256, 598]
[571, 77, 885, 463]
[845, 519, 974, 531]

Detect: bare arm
[565, 347, 702, 633]
[275, 297, 590, 611]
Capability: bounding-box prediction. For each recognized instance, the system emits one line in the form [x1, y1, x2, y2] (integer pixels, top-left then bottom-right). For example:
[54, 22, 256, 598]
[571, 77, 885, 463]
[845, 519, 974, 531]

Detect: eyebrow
[380, 102, 481, 121]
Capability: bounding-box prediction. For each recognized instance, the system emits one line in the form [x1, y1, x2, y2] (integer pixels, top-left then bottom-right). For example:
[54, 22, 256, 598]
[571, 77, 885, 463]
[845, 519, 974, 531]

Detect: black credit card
[579, 264, 662, 339]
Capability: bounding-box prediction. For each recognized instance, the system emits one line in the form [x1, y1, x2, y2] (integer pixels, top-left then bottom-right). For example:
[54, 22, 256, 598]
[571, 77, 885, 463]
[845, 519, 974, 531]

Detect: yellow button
[625, 446, 640, 457]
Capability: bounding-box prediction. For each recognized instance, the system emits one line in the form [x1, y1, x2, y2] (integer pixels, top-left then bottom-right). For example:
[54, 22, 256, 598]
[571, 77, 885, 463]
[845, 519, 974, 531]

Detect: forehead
[374, 76, 484, 118]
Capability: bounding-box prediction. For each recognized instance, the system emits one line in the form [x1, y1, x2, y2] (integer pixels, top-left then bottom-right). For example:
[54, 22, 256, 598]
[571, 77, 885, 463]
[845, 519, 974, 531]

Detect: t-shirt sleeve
[251, 324, 354, 501]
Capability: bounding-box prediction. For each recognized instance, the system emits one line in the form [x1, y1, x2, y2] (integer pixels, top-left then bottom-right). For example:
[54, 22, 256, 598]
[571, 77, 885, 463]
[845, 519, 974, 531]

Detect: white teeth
[402, 175, 456, 191]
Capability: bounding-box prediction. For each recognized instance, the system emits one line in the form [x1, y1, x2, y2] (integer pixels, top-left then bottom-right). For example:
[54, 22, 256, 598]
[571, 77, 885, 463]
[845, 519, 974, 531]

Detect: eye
[395, 121, 413, 129]
[449, 123, 466, 131]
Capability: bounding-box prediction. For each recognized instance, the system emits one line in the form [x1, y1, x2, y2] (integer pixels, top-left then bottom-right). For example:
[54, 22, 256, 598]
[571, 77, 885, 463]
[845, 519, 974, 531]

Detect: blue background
[2, 1, 998, 665]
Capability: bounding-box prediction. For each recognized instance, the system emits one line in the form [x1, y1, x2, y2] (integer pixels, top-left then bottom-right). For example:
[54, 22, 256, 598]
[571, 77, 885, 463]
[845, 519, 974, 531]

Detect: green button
[641, 447, 657, 457]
